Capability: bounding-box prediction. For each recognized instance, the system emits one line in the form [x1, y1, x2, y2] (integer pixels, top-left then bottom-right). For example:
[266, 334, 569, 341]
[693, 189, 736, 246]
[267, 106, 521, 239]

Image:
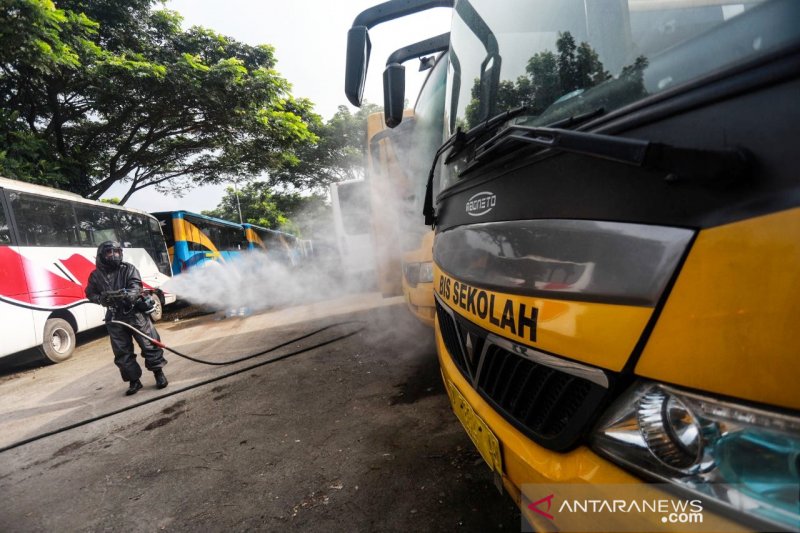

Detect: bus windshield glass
[442, 0, 797, 188]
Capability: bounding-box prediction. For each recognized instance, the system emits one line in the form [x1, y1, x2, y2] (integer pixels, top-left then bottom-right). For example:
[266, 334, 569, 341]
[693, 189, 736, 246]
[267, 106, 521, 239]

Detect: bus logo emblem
[465, 191, 496, 217]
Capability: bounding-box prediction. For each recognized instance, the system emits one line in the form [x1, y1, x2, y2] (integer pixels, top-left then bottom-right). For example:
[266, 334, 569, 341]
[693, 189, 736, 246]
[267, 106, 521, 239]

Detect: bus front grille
[436, 299, 468, 375]
[435, 296, 611, 451]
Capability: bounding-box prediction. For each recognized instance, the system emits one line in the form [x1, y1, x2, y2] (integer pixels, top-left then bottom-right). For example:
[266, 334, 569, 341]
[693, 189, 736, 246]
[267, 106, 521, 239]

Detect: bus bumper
[436, 331, 752, 532]
[402, 278, 435, 327]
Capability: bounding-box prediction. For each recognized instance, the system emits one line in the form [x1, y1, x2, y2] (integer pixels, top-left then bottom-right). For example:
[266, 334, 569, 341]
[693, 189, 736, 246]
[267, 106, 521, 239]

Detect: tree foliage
[202, 181, 330, 238]
[0, 0, 319, 203]
[267, 102, 382, 193]
[464, 31, 611, 127]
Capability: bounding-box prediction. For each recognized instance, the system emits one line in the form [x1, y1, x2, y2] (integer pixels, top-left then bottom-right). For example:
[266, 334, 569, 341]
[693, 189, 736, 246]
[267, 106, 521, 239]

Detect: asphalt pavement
[0, 294, 520, 531]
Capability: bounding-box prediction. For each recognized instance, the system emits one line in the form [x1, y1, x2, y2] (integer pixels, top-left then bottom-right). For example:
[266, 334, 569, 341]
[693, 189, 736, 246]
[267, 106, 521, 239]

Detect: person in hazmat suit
[85, 241, 168, 395]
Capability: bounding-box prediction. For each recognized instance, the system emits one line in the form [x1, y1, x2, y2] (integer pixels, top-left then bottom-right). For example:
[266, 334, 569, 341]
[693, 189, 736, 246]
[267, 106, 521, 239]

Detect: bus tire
[150, 295, 164, 322]
[40, 318, 76, 363]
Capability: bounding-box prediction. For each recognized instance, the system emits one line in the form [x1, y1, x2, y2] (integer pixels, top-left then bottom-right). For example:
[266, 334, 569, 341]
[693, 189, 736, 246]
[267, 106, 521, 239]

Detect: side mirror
[345, 26, 371, 107]
[345, 1, 454, 107]
[381, 32, 450, 127]
[383, 63, 405, 128]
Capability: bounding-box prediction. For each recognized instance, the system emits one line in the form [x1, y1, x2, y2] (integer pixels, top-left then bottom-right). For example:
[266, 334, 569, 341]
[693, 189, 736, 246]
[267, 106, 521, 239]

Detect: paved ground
[0, 294, 520, 531]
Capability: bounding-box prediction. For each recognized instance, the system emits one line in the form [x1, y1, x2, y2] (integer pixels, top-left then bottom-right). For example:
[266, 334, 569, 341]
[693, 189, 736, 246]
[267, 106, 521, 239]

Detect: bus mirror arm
[345, 0, 454, 107]
[383, 33, 450, 128]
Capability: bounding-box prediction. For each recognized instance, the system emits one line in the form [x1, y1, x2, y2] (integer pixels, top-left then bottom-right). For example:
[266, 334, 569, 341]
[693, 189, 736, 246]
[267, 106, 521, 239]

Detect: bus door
[0, 191, 36, 354]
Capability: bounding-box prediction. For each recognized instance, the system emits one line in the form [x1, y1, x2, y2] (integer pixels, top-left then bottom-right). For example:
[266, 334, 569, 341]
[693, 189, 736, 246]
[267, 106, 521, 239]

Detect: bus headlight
[592, 382, 800, 531]
[418, 262, 434, 283]
[403, 262, 434, 286]
[403, 262, 420, 286]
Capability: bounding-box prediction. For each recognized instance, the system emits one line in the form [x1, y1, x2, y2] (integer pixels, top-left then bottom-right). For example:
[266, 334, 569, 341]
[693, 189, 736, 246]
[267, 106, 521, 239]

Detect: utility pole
[233, 179, 243, 224]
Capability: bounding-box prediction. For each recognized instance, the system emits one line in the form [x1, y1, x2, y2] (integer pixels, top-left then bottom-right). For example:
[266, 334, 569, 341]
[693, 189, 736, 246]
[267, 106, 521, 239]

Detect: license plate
[446, 380, 503, 474]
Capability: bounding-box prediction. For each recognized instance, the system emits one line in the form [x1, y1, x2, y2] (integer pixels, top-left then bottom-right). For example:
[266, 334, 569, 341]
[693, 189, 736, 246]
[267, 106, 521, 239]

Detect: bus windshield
[442, 0, 798, 189]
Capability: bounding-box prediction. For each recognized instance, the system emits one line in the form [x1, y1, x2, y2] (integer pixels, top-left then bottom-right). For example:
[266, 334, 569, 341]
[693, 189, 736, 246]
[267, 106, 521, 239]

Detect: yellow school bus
[364, 46, 449, 326]
[346, 0, 800, 531]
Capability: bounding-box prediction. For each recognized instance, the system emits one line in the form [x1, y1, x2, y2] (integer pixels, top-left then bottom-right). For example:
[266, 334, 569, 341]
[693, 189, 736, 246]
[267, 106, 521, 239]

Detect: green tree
[525, 49, 561, 114]
[202, 181, 330, 238]
[526, 32, 610, 114]
[0, 0, 319, 203]
[556, 31, 578, 94]
[269, 102, 382, 192]
[462, 31, 614, 127]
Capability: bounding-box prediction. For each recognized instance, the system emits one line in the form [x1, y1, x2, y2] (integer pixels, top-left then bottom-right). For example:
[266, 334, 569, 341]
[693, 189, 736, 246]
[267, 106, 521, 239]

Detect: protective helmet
[97, 240, 123, 269]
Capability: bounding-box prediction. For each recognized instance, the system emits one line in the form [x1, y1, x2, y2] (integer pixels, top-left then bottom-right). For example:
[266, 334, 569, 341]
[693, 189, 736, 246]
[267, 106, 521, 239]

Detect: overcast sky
[103, 0, 452, 214]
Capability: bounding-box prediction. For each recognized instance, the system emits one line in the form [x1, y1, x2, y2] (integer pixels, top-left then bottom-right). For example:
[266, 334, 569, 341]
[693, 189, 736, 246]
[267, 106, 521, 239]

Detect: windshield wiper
[444, 106, 528, 163]
[460, 123, 751, 183]
[541, 107, 605, 130]
[422, 106, 528, 225]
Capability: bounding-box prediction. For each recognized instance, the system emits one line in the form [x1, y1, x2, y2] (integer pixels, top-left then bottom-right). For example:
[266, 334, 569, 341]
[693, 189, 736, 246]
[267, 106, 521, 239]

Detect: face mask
[103, 249, 122, 267]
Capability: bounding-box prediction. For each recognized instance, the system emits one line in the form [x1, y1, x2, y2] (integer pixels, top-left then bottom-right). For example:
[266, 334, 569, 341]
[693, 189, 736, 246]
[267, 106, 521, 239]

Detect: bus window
[117, 212, 151, 249]
[186, 216, 211, 253]
[9, 193, 79, 247]
[155, 215, 175, 249]
[0, 198, 10, 245]
[147, 217, 172, 276]
[217, 224, 244, 251]
[75, 205, 120, 245]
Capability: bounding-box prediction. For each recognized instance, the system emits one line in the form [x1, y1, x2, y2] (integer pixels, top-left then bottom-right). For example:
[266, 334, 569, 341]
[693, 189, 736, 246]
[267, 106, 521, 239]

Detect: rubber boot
[154, 369, 168, 389]
[126, 379, 143, 396]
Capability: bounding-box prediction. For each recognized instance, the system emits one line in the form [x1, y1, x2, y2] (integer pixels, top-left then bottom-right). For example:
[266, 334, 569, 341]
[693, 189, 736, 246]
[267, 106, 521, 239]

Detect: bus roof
[0, 176, 158, 220]
[151, 210, 244, 229]
[241, 223, 297, 239]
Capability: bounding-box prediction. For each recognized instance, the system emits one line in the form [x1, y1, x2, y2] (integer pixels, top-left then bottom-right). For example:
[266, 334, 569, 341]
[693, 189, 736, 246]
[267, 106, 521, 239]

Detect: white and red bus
[0, 176, 175, 362]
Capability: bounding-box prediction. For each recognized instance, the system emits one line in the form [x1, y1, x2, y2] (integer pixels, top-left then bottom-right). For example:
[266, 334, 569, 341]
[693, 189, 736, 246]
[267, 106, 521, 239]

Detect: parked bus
[366, 110, 412, 298]
[346, 0, 800, 531]
[364, 46, 449, 325]
[0, 176, 174, 362]
[151, 211, 246, 275]
[329, 179, 376, 280]
[242, 223, 298, 266]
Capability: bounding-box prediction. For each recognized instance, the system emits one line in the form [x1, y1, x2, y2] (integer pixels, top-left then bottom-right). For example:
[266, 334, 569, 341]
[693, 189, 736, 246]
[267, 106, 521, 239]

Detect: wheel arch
[48, 308, 79, 334]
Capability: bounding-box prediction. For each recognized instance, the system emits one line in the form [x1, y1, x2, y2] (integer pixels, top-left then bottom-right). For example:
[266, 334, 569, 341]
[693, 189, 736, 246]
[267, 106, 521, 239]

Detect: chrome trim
[484, 332, 610, 389]
[436, 293, 610, 389]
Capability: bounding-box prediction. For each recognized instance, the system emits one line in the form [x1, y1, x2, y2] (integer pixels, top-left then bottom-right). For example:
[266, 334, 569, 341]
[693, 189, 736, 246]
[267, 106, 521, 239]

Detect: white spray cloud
[162, 250, 359, 312]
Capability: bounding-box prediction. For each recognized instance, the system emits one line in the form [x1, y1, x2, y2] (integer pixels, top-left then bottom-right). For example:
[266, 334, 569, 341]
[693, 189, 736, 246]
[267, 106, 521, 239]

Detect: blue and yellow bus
[151, 211, 246, 275]
[241, 223, 299, 266]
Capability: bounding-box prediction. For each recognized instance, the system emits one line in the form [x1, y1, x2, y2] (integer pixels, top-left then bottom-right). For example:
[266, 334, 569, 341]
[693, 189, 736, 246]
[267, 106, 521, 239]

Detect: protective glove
[124, 289, 138, 304]
[99, 291, 112, 306]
